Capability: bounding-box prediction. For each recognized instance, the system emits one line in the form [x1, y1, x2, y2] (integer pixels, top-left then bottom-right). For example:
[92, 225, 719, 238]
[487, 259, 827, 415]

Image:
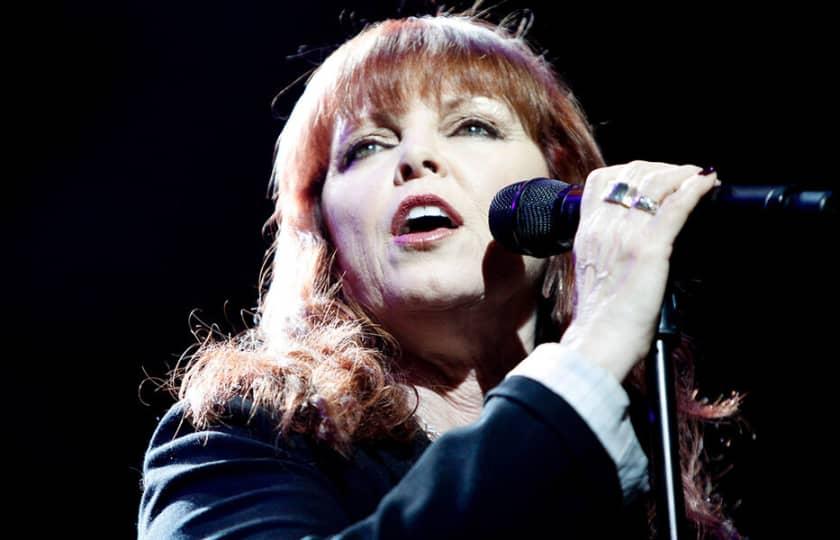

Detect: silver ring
[631, 194, 660, 215]
[602, 182, 637, 208]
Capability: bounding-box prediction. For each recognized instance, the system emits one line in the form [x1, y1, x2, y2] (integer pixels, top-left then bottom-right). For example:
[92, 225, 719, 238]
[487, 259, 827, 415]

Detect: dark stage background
[10, 1, 837, 537]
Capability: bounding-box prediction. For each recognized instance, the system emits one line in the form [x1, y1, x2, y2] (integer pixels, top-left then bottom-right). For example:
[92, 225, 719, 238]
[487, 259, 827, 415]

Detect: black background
[10, 1, 837, 537]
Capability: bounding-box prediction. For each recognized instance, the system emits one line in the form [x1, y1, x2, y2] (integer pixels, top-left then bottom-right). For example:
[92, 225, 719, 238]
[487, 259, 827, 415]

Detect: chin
[390, 275, 493, 314]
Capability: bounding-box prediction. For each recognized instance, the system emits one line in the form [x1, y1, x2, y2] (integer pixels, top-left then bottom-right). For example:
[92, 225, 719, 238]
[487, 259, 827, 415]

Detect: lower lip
[393, 227, 458, 248]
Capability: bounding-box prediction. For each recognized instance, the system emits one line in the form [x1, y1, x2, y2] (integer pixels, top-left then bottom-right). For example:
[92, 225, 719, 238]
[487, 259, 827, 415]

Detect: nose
[394, 141, 448, 184]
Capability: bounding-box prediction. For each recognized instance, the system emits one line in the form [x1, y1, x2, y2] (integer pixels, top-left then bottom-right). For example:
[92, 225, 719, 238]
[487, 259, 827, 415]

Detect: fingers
[582, 160, 684, 216]
[584, 158, 716, 215]
[581, 159, 719, 254]
[568, 160, 719, 373]
[651, 168, 719, 245]
[635, 164, 703, 203]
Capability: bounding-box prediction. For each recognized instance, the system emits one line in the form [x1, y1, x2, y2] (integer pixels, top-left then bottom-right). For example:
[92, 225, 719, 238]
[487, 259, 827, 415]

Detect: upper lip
[390, 193, 464, 236]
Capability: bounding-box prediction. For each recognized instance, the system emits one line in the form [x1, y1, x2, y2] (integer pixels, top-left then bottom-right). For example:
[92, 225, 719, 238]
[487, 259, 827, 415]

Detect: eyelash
[342, 118, 502, 168]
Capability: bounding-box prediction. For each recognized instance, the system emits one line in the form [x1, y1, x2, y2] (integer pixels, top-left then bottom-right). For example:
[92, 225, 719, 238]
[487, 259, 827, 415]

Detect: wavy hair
[160, 7, 745, 539]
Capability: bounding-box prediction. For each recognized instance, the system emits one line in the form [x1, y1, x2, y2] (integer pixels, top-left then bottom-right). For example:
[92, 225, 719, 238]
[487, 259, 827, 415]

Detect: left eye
[454, 120, 499, 138]
[347, 141, 384, 164]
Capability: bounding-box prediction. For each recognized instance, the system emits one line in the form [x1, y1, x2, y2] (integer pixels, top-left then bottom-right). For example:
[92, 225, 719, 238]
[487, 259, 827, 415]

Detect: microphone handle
[552, 184, 835, 250]
[697, 185, 835, 215]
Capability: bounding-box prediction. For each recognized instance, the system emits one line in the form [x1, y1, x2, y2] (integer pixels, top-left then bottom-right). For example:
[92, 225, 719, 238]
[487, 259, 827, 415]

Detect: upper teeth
[406, 206, 452, 221]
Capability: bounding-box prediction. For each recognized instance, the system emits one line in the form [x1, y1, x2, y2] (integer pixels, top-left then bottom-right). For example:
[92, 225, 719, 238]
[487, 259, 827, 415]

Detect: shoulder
[143, 396, 319, 472]
[138, 397, 351, 538]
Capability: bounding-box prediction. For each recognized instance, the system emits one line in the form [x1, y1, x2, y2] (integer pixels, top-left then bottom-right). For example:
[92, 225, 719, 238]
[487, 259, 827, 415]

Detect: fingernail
[699, 165, 717, 176]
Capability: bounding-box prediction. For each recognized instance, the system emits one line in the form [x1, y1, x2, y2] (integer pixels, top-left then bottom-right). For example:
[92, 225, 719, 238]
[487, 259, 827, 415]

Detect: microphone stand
[646, 278, 689, 539]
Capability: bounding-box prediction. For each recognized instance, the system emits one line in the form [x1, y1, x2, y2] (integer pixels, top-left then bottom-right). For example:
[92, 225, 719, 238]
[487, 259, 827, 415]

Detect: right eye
[344, 140, 388, 167]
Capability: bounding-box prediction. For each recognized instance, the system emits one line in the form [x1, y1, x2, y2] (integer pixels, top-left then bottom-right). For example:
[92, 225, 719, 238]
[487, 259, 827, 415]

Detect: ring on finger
[602, 182, 638, 208]
[631, 193, 660, 215]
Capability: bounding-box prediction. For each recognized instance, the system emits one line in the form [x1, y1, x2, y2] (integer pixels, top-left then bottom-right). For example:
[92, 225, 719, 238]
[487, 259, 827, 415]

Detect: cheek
[323, 205, 374, 303]
[322, 201, 371, 272]
[322, 162, 391, 245]
[498, 143, 551, 184]
[468, 144, 551, 212]
[321, 179, 384, 305]
[322, 180, 364, 248]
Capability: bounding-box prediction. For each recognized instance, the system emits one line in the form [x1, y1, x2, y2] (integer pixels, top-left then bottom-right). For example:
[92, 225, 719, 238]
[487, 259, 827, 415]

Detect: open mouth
[391, 194, 464, 237]
[398, 206, 458, 235]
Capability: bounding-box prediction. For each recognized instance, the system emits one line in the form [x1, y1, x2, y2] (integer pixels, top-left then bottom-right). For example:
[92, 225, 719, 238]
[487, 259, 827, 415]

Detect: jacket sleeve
[138, 375, 638, 539]
[506, 343, 650, 503]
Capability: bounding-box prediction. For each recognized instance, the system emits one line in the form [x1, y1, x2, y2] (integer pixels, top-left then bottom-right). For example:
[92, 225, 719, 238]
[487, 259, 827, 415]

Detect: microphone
[488, 177, 835, 259]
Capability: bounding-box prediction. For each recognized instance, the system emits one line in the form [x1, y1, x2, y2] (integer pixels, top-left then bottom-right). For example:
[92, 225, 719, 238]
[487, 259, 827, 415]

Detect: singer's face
[321, 94, 550, 323]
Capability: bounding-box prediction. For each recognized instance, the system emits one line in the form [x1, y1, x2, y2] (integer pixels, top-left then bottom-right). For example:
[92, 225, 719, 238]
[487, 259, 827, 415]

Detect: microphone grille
[489, 178, 570, 256]
[516, 178, 562, 250]
[489, 181, 526, 252]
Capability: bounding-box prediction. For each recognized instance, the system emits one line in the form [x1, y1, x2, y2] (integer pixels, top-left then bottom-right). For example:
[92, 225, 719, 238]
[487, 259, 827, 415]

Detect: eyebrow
[440, 96, 472, 114]
[338, 109, 398, 140]
[338, 95, 510, 140]
[442, 96, 516, 123]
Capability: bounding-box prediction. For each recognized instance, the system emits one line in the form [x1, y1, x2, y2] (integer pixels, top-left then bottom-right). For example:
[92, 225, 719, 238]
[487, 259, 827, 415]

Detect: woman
[138, 10, 743, 539]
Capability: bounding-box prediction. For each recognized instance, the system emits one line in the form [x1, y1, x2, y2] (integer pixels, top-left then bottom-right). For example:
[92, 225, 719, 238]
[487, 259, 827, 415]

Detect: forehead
[334, 92, 517, 135]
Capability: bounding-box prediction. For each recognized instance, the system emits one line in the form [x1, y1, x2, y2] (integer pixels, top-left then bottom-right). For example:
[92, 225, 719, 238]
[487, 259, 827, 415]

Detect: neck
[395, 291, 542, 436]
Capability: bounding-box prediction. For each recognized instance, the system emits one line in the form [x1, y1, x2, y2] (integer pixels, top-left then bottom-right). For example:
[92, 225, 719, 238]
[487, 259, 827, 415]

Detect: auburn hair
[160, 9, 745, 539]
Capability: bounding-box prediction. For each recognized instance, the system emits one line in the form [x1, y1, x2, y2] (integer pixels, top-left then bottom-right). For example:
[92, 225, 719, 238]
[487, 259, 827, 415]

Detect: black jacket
[138, 375, 649, 539]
